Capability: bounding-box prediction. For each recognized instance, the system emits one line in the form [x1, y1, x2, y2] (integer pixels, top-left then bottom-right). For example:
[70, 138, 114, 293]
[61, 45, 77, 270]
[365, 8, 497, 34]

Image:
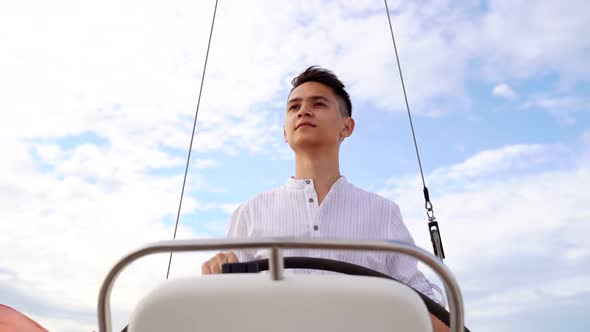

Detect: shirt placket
[302, 180, 320, 237]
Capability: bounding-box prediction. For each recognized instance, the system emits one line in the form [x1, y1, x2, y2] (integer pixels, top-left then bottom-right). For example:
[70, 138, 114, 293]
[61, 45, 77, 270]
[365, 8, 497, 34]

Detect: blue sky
[1, 0, 589, 331]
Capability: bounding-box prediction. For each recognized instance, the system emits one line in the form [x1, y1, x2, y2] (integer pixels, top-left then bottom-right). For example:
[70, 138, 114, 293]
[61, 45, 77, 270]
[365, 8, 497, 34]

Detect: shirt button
[308, 198, 314, 203]
[313, 225, 319, 231]
[305, 180, 310, 184]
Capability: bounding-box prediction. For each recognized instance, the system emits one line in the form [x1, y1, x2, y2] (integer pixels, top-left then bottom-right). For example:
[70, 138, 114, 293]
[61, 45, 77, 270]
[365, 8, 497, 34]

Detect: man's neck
[294, 147, 342, 205]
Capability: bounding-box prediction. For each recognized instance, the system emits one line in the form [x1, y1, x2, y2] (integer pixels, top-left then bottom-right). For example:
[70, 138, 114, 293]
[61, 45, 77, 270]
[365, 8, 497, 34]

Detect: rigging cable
[166, 0, 220, 279]
[383, 0, 445, 260]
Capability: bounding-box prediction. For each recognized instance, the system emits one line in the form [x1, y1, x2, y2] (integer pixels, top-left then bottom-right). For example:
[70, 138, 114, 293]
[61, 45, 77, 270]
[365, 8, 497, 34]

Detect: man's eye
[289, 105, 299, 111]
[315, 102, 325, 107]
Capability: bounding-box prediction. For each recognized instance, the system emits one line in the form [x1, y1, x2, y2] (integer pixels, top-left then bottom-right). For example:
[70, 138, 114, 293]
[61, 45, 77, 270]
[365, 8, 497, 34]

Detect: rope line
[383, 0, 427, 189]
[383, 0, 445, 260]
[166, 0, 220, 279]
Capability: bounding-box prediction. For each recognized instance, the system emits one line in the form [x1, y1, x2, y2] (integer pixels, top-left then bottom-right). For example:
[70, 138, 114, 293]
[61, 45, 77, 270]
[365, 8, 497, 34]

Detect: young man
[202, 66, 449, 331]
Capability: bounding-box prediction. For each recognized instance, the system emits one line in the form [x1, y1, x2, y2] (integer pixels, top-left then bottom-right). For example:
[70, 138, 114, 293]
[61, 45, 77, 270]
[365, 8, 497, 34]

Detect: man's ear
[283, 126, 287, 142]
[341, 117, 355, 139]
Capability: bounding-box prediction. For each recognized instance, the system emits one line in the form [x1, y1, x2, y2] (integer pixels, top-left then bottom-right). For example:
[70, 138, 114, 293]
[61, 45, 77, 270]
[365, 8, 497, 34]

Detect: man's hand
[201, 252, 239, 275]
[430, 314, 450, 332]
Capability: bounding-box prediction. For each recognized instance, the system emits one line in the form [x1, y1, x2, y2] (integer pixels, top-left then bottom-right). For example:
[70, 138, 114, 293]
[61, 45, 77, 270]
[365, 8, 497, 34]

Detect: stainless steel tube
[97, 238, 464, 332]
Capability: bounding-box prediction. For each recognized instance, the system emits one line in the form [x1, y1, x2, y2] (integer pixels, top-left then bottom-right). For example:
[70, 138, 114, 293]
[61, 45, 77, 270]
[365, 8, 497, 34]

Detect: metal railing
[98, 238, 464, 332]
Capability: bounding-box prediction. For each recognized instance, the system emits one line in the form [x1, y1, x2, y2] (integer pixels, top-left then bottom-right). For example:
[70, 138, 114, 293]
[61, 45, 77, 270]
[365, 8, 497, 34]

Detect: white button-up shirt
[226, 176, 438, 302]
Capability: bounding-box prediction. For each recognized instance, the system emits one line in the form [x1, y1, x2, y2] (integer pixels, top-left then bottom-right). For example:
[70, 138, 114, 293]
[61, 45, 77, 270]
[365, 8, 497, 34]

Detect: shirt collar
[286, 175, 348, 190]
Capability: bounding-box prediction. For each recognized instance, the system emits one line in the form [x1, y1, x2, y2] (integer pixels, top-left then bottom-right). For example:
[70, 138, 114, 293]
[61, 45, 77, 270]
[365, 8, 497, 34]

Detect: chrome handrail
[97, 238, 464, 332]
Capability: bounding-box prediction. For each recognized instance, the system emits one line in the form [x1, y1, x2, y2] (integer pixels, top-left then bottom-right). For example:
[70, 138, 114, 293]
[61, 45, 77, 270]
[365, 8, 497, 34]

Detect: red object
[0, 304, 48, 332]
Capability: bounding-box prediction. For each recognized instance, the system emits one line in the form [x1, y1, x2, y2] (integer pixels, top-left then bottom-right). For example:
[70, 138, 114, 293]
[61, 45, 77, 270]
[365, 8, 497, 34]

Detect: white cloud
[194, 159, 219, 170]
[563, 247, 590, 262]
[521, 94, 589, 124]
[1, 0, 587, 157]
[378, 143, 589, 329]
[431, 143, 569, 182]
[383, 143, 571, 196]
[523, 96, 590, 112]
[466, 275, 590, 321]
[471, 0, 590, 84]
[492, 83, 517, 99]
[0, 139, 224, 331]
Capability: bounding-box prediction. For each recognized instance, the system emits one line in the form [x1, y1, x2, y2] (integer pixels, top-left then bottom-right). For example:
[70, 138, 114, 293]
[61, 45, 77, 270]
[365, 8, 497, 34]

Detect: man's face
[284, 81, 354, 151]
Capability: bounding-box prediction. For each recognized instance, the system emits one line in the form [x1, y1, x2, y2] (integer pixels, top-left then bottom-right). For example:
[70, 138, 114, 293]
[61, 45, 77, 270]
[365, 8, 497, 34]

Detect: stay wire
[166, 0, 219, 279]
[383, 0, 427, 190]
[384, 0, 445, 260]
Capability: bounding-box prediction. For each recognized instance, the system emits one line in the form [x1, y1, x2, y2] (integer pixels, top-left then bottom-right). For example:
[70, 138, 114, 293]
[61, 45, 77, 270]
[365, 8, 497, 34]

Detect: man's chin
[289, 139, 328, 151]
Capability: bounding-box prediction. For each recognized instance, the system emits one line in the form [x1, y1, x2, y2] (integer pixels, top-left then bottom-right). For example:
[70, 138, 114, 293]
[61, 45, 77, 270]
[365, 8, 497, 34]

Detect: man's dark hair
[290, 66, 352, 117]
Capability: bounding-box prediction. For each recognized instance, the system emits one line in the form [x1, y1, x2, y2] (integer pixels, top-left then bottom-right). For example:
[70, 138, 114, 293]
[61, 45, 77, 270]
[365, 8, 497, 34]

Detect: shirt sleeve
[384, 202, 440, 304]
[225, 203, 255, 262]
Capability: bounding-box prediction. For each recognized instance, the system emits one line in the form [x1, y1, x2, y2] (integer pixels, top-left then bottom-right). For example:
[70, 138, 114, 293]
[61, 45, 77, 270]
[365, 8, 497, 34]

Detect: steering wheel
[222, 257, 470, 332]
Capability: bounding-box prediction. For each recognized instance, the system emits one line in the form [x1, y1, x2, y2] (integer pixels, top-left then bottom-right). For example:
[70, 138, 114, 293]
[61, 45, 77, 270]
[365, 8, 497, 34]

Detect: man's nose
[297, 103, 313, 117]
